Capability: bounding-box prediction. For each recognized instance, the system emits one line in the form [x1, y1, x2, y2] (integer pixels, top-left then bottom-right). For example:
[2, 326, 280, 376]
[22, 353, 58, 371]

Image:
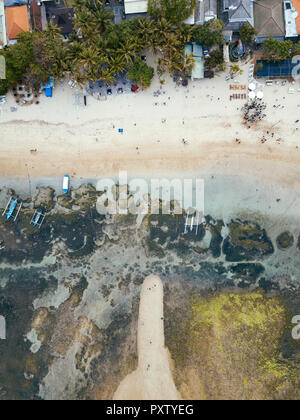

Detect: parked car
[0, 95, 6, 104]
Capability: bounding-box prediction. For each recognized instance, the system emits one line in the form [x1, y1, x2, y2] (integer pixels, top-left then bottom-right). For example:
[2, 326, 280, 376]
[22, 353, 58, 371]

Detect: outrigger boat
[184, 211, 202, 235]
[63, 175, 70, 194]
[2, 197, 22, 221]
[30, 210, 45, 229]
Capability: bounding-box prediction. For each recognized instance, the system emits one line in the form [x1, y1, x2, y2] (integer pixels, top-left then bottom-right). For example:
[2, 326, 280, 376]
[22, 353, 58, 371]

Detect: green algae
[223, 220, 274, 262]
[165, 291, 300, 400]
[276, 232, 294, 250]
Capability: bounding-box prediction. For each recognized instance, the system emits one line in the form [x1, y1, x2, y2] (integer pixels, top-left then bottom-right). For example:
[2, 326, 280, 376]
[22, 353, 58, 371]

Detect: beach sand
[0, 59, 299, 189]
[113, 275, 180, 400]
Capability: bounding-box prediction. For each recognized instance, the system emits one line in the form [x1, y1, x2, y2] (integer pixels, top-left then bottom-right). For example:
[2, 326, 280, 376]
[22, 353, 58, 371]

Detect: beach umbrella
[249, 91, 256, 100]
[249, 83, 256, 91]
[257, 91, 264, 100]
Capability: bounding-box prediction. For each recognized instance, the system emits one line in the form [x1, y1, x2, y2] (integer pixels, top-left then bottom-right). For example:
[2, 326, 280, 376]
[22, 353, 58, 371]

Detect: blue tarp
[42, 78, 54, 89]
[45, 87, 52, 97]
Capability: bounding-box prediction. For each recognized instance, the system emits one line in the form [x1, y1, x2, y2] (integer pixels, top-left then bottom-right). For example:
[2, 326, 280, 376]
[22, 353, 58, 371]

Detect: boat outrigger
[2, 197, 22, 222]
[30, 210, 46, 229]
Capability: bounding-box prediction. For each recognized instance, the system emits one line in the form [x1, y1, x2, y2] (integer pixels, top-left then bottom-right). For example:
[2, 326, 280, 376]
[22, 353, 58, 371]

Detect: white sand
[113, 275, 180, 400]
[0, 58, 300, 190]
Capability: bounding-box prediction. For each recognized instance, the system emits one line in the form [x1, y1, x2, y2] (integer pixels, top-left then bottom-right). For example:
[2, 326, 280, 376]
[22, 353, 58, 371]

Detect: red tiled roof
[293, 0, 300, 34]
[6, 5, 29, 40]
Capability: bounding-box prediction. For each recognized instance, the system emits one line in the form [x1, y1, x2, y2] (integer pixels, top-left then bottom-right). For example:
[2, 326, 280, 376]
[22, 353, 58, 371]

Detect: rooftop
[283, 0, 298, 38]
[185, 0, 217, 25]
[48, 7, 74, 35]
[5, 4, 29, 40]
[124, 0, 147, 15]
[292, 0, 300, 34]
[185, 42, 204, 79]
[222, 0, 254, 30]
[254, 0, 285, 40]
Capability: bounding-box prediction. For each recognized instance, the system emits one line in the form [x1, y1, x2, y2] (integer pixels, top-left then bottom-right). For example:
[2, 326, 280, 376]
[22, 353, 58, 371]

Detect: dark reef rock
[276, 232, 294, 250]
[223, 219, 274, 262]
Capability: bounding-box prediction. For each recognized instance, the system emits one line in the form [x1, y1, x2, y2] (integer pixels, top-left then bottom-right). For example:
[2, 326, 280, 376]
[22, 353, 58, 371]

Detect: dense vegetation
[262, 37, 300, 60]
[0, 0, 225, 95]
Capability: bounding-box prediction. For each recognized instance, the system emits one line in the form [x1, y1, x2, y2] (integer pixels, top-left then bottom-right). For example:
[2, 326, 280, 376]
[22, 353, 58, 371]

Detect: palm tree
[78, 46, 100, 80]
[177, 24, 193, 45]
[117, 38, 137, 64]
[108, 54, 127, 75]
[92, 7, 114, 34]
[135, 17, 155, 49]
[73, 10, 96, 40]
[99, 67, 116, 86]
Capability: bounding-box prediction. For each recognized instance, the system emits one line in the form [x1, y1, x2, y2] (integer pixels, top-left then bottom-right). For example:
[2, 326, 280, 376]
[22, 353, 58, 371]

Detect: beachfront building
[5, 0, 29, 45]
[221, 0, 254, 34]
[184, 0, 217, 25]
[124, 0, 147, 20]
[254, 0, 290, 43]
[185, 42, 204, 80]
[0, 0, 7, 48]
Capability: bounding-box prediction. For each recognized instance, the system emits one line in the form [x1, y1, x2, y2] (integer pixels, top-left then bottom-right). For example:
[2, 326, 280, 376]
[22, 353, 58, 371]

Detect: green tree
[230, 64, 243, 76]
[148, 0, 197, 26]
[262, 38, 293, 60]
[239, 23, 256, 45]
[192, 20, 224, 47]
[205, 49, 225, 71]
[128, 57, 154, 88]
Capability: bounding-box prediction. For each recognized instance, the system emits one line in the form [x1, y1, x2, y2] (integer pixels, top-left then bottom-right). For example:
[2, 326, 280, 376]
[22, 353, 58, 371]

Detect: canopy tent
[249, 91, 256, 100]
[249, 82, 256, 91]
[257, 91, 264, 99]
[42, 77, 54, 97]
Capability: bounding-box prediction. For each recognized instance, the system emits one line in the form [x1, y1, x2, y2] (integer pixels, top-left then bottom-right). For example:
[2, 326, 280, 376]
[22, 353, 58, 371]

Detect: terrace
[87, 70, 134, 99]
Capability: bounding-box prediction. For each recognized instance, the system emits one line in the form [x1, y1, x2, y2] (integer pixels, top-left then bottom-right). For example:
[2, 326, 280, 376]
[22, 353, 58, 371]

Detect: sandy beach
[0, 59, 300, 190]
[113, 275, 180, 400]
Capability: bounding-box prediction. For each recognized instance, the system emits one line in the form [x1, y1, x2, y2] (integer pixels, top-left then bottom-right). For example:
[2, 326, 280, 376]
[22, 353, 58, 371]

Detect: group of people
[243, 101, 267, 124]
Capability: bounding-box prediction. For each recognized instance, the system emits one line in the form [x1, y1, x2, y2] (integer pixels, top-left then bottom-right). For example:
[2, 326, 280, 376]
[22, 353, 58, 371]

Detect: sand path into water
[113, 275, 180, 400]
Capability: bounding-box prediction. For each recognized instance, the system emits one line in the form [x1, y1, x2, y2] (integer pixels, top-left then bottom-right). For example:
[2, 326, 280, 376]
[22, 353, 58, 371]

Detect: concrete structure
[222, 0, 254, 32]
[254, 0, 285, 43]
[283, 0, 298, 39]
